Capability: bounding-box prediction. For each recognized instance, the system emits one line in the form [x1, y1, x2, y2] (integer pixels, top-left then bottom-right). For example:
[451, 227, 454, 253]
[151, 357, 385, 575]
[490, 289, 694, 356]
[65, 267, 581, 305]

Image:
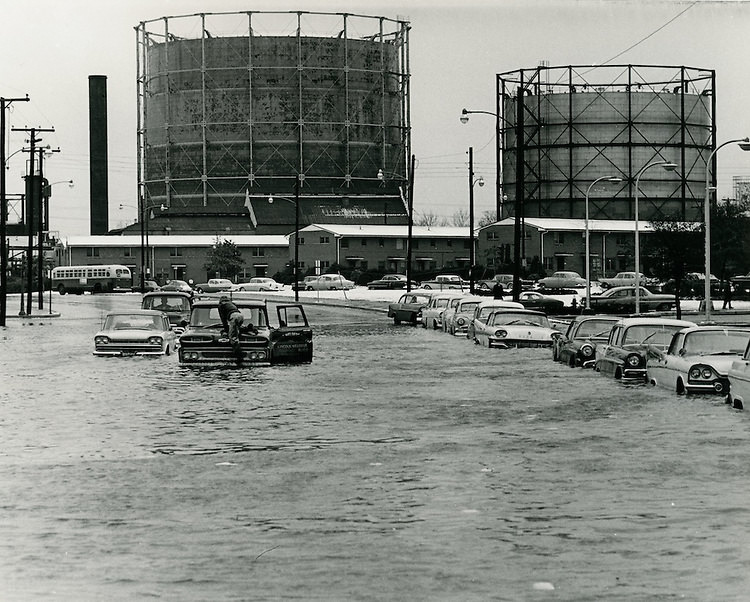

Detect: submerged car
[178, 298, 312, 365]
[94, 310, 177, 356]
[442, 295, 485, 336]
[141, 291, 193, 334]
[387, 292, 432, 325]
[473, 308, 562, 348]
[727, 341, 750, 409]
[421, 292, 465, 330]
[555, 315, 620, 368]
[231, 277, 284, 292]
[647, 326, 750, 395]
[594, 317, 696, 381]
[467, 299, 524, 341]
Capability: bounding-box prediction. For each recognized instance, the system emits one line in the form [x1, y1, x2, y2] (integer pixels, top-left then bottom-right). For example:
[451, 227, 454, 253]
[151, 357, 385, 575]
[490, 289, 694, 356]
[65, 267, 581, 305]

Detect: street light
[268, 174, 301, 302]
[467, 147, 484, 294]
[703, 137, 750, 321]
[584, 176, 622, 310]
[634, 160, 678, 314]
[131, 201, 167, 291]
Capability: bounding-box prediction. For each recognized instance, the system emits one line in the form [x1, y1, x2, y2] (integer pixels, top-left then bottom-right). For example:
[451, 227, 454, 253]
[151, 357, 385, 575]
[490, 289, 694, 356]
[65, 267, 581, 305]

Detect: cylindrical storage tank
[499, 65, 714, 222]
[135, 12, 410, 232]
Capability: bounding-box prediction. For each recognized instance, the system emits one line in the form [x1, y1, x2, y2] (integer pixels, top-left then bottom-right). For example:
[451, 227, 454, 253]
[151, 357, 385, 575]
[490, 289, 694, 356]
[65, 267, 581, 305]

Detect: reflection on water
[2, 294, 750, 600]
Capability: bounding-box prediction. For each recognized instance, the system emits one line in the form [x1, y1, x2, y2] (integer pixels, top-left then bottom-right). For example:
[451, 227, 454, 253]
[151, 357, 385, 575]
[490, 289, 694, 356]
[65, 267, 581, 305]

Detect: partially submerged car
[594, 317, 695, 381]
[727, 340, 750, 409]
[387, 291, 432, 325]
[178, 298, 312, 365]
[467, 298, 524, 341]
[473, 308, 562, 349]
[421, 292, 465, 330]
[94, 310, 177, 356]
[442, 295, 485, 336]
[555, 315, 620, 368]
[647, 326, 750, 395]
[141, 291, 193, 334]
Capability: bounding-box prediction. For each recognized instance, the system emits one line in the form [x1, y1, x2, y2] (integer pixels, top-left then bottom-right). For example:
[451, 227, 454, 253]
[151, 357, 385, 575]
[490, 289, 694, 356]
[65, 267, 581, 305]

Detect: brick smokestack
[88, 75, 109, 234]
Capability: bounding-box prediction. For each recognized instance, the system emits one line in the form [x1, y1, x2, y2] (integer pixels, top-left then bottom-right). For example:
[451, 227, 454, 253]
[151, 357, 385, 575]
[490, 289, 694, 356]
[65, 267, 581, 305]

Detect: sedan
[387, 292, 432, 325]
[193, 278, 234, 294]
[421, 292, 465, 330]
[594, 317, 696, 381]
[555, 315, 620, 368]
[584, 286, 674, 313]
[474, 309, 561, 348]
[232, 277, 284, 292]
[160, 279, 194, 294]
[305, 274, 355, 290]
[93, 310, 177, 356]
[536, 271, 586, 290]
[727, 342, 750, 409]
[367, 274, 417, 290]
[647, 326, 750, 395]
[517, 291, 566, 314]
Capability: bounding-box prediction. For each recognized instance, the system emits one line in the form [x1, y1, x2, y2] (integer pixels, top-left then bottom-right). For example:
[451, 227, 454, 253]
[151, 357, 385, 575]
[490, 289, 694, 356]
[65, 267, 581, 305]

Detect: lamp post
[703, 137, 750, 321]
[634, 161, 678, 314]
[584, 176, 622, 311]
[467, 147, 484, 294]
[133, 201, 167, 291]
[268, 175, 301, 302]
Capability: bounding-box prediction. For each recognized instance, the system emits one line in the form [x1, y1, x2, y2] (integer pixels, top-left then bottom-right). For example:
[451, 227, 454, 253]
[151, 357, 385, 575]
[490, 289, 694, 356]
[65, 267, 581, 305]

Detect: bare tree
[477, 210, 497, 227]
[449, 209, 469, 227]
[414, 211, 441, 227]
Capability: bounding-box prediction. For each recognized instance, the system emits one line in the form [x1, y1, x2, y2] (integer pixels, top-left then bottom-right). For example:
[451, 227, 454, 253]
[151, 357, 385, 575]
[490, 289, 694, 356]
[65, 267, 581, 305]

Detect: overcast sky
[2, 0, 748, 237]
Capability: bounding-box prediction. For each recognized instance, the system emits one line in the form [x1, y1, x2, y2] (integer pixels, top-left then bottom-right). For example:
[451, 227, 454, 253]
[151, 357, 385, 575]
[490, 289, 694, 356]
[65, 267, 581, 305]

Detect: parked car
[662, 272, 721, 297]
[293, 276, 321, 291]
[366, 274, 417, 290]
[160, 279, 194, 294]
[193, 278, 234, 294]
[304, 274, 355, 290]
[387, 292, 433, 325]
[594, 317, 696, 381]
[473, 308, 562, 348]
[467, 299, 525, 341]
[727, 340, 750, 409]
[442, 295, 484, 336]
[598, 272, 659, 290]
[141, 291, 193, 334]
[583, 286, 674, 313]
[93, 310, 177, 356]
[647, 326, 750, 395]
[132, 279, 160, 293]
[420, 274, 467, 290]
[231, 277, 284, 292]
[421, 292, 465, 330]
[536, 271, 586, 290]
[554, 315, 620, 367]
[475, 274, 535, 295]
[517, 291, 566, 314]
[178, 298, 312, 365]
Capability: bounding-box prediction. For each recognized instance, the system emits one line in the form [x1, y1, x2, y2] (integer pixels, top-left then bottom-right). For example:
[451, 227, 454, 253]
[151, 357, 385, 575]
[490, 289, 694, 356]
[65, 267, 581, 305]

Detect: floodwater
[2, 294, 750, 601]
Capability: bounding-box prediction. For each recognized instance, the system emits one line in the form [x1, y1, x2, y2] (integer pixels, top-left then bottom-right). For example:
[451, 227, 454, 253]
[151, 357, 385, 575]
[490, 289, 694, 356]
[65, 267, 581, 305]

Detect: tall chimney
[88, 75, 109, 234]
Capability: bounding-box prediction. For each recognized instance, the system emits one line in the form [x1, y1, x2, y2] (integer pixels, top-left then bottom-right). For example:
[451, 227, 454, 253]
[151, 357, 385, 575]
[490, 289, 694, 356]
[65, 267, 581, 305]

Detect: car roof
[143, 291, 192, 299]
[617, 317, 695, 327]
[678, 325, 750, 335]
[192, 298, 266, 308]
[476, 299, 524, 308]
[107, 309, 167, 317]
[489, 308, 546, 316]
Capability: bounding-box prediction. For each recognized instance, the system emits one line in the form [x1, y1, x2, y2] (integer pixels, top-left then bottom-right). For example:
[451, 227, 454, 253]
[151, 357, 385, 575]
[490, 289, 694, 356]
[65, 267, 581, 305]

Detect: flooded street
[2, 294, 750, 601]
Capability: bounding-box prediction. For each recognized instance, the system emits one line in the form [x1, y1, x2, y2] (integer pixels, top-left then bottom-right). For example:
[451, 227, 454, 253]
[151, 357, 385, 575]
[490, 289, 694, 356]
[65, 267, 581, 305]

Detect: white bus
[51, 264, 133, 295]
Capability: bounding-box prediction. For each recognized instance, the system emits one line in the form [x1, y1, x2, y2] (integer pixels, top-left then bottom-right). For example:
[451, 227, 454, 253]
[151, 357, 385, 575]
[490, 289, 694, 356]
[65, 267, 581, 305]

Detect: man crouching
[218, 295, 246, 359]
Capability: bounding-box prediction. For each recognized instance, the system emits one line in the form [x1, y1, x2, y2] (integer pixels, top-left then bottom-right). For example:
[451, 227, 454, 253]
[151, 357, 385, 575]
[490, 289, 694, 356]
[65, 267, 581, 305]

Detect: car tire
[165, 345, 171, 356]
[57, 284, 67, 295]
[676, 378, 686, 395]
[423, 284, 432, 289]
[306, 286, 314, 291]
[196, 288, 204, 294]
[432, 320, 439, 330]
[393, 317, 401, 325]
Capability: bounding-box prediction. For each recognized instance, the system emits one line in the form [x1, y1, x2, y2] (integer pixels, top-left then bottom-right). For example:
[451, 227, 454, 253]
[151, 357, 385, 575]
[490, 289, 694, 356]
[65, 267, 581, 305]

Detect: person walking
[723, 281, 733, 310]
[218, 295, 246, 359]
[492, 281, 504, 300]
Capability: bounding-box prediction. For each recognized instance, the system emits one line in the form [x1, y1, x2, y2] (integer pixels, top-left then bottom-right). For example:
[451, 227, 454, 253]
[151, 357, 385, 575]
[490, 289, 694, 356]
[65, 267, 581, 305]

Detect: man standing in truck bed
[218, 296, 246, 359]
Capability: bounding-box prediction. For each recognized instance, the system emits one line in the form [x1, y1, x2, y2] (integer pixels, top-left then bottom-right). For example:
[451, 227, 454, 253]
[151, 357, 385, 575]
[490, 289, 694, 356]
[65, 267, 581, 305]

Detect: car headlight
[457, 317, 466, 326]
[580, 343, 594, 357]
[494, 329, 508, 338]
[689, 366, 702, 380]
[95, 336, 109, 345]
[147, 336, 164, 346]
[625, 353, 642, 367]
[702, 367, 713, 379]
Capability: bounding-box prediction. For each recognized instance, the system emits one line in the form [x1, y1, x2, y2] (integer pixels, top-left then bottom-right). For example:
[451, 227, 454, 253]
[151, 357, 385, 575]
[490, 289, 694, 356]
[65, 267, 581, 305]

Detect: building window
[447, 239, 453, 247]
[412, 239, 419, 249]
[615, 235, 629, 245]
[361, 238, 367, 246]
[463, 240, 470, 249]
[252, 247, 265, 257]
[430, 239, 436, 248]
[396, 239, 404, 250]
[378, 238, 385, 248]
[299, 237, 305, 245]
[169, 247, 182, 257]
[320, 236, 330, 244]
[341, 238, 349, 248]
[123, 247, 133, 257]
[554, 232, 565, 244]
[86, 247, 99, 257]
[487, 231, 498, 241]
[544, 257, 554, 270]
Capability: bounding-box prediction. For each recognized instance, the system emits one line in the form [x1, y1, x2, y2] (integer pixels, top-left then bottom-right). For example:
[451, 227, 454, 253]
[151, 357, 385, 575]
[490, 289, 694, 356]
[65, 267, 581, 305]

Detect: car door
[270, 304, 313, 363]
[597, 325, 622, 376]
[648, 332, 681, 390]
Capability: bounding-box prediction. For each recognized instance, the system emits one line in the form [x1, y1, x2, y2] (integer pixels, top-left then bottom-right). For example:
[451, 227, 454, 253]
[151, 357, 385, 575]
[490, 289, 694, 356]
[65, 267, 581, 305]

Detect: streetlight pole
[378, 162, 414, 291]
[584, 176, 622, 311]
[634, 160, 677, 315]
[140, 202, 166, 289]
[467, 147, 484, 294]
[268, 178, 300, 303]
[703, 137, 750, 321]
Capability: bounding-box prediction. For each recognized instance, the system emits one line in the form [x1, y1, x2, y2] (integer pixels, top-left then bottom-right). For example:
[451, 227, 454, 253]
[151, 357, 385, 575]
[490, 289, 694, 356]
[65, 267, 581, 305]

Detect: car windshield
[489, 312, 549, 327]
[105, 315, 164, 331]
[190, 306, 268, 328]
[143, 296, 190, 312]
[400, 295, 430, 304]
[623, 324, 685, 346]
[575, 319, 617, 339]
[681, 330, 750, 355]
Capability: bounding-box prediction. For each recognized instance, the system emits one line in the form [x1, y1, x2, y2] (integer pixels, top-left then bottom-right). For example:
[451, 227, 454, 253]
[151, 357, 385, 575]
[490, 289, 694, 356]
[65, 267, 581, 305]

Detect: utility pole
[0, 95, 29, 326]
[13, 126, 54, 315]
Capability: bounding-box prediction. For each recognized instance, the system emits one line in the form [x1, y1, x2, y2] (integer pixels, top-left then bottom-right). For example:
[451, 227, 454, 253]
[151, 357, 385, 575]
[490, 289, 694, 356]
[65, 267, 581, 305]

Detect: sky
[2, 0, 749, 238]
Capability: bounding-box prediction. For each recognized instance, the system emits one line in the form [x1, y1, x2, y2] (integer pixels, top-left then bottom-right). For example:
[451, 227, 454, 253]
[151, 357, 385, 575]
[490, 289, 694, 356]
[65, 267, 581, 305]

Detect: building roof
[63, 234, 289, 248]
[482, 217, 696, 233]
[300, 224, 470, 238]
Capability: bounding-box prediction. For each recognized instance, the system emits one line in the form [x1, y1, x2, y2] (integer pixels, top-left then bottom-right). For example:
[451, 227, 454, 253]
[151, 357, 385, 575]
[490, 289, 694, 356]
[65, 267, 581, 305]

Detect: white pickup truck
[419, 274, 468, 290]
